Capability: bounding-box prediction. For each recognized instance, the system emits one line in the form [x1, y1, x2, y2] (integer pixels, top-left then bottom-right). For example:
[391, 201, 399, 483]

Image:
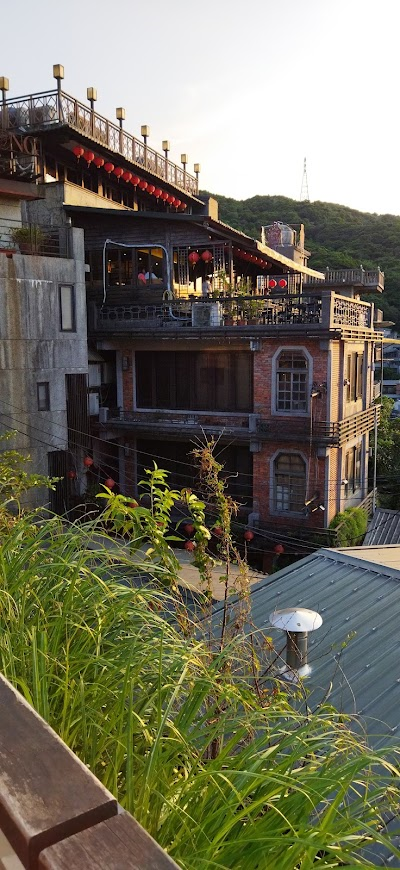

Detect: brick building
[0, 68, 383, 544]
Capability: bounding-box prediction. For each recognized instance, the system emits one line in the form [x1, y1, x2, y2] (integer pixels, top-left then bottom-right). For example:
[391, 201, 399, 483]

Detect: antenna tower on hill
[299, 157, 310, 202]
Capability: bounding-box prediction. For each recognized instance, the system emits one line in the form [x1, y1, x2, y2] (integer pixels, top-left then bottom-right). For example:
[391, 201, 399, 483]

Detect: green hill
[204, 192, 400, 325]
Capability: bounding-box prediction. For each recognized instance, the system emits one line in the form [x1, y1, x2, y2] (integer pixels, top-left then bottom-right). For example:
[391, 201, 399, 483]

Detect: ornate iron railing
[1, 90, 198, 196]
[332, 294, 371, 328]
[0, 218, 70, 257]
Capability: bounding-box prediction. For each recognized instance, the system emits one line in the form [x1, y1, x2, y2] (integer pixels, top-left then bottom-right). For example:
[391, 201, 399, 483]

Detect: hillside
[204, 192, 400, 325]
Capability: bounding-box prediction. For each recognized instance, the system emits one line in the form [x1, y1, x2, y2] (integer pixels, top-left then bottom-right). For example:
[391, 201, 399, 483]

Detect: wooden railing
[304, 269, 384, 291]
[256, 405, 380, 447]
[1, 90, 198, 196]
[0, 673, 179, 869]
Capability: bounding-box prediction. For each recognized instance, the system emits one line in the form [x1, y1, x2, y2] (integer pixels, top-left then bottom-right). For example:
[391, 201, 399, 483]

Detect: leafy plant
[11, 224, 45, 253]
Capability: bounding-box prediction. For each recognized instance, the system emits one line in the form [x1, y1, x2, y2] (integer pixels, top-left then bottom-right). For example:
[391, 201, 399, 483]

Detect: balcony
[0, 218, 71, 257]
[304, 268, 384, 293]
[89, 290, 373, 335]
[256, 405, 380, 447]
[102, 409, 252, 442]
[1, 90, 198, 197]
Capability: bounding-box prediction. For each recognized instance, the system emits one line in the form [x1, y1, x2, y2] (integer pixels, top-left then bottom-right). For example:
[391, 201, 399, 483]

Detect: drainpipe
[269, 607, 323, 680]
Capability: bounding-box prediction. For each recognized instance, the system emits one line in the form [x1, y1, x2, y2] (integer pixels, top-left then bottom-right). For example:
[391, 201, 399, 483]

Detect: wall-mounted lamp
[122, 356, 131, 371]
[250, 338, 261, 352]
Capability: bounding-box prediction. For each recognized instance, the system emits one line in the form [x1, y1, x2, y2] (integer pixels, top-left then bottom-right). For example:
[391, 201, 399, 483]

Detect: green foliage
[201, 190, 400, 325]
[0, 432, 55, 533]
[371, 397, 400, 507]
[329, 507, 368, 546]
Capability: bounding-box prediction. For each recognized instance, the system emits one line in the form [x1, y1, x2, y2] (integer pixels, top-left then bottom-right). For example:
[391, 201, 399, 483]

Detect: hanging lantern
[244, 529, 254, 542]
[104, 162, 114, 174]
[104, 477, 116, 489]
[93, 156, 105, 169]
[147, 184, 155, 195]
[184, 540, 195, 551]
[213, 525, 223, 537]
[138, 179, 148, 190]
[67, 470, 77, 479]
[278, 278, 287, 288]
[188, 252, 200, 264]
[154, 187, 162, 198]
[122, 170, 132, 182]
[113, 167, 124, 179]
[274, 543, 284, 555]
[83, 456, 94, 468]
[179, 202, 187, 210]
[174, 199, 181, 208]
[201, 249, 213, 263]
[161, 191, 169, 201]
[130, 175, 140, 186]
[268, 278, 277, 289]
[84, 150, 95, 165]
[184, 523, 195, 535]
[72, 146, 84, 160]
[167, 194, 175, 203]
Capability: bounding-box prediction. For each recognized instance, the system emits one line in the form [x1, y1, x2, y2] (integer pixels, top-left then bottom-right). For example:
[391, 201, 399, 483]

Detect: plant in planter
[11, 225, 45, 255]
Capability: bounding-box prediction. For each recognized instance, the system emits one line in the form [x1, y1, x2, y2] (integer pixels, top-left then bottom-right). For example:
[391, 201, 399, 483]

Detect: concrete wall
[0, 228, 87, 506]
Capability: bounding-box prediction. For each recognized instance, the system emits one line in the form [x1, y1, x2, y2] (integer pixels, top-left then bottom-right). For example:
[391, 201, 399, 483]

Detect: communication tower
[299, 157, 310, 203]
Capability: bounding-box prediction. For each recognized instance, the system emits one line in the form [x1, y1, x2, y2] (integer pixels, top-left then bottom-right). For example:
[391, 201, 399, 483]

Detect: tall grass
[0, 511, 398, 868]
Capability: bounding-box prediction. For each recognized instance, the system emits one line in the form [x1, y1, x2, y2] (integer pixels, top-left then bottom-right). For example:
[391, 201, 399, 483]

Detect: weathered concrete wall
[0, 232, 87, 505]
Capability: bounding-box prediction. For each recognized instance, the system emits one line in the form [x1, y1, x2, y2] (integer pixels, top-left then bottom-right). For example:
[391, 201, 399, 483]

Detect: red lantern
[128, 500, 138, 508]
[154, 187, 162, 198]
[188, 252, 200, 264]
[167, 194, 175, 203]
[104, 477, 115, 489]
[274, 543, 284, 555]
[278, 278, 287, 289]
[244, 529, 254, 542]
[269, 279, 277, 289]
[213, 526, 223, 537]
[174, 199, 181, 208]
[122, 170, 132, 182]
[130, 175, 140, 186]
[201, 250, 213, 263]
[113, 167, 124, 179]
[179, 203, 187, 210]
[83, 456, 94, 467]
[161, 191, 169, 201]
[93, 156, 105, 169]
[84, 150, 95, 165]
[104, 162, 114, 174]
[72, 146, 84, 160]
[138, 179, 148, 190]
[184, 540, 195, 551]
[147, 184, 155, 195]
[184, 523, 195, 536]
[67, 470, 77, 479]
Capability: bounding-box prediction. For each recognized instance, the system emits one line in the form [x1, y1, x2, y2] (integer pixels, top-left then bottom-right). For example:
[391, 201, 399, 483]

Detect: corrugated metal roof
[214, 547, 400, 752]
[364, 508, 400, 545]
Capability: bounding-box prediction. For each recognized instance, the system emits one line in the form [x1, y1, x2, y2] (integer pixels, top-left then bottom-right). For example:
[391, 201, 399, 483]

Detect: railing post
[321, 290, 334, 327]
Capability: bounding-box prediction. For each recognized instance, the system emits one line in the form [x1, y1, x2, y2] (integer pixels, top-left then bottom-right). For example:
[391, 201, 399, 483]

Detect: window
[59, 285, 76, 331]
[344, 444, 362, 497]
[276, 351, 308, 412]
[37, 382, 50, 411]
[346, 352, 363, 402]
[274, 453, 306, 513]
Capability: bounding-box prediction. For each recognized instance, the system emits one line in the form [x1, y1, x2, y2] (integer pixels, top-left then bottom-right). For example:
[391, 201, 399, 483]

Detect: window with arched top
[274, 453, 306, 513]
[276, 350, 308, 413]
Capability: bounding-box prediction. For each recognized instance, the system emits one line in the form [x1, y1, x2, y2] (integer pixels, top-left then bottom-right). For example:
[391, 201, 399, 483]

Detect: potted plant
[11, 225, 45, 255]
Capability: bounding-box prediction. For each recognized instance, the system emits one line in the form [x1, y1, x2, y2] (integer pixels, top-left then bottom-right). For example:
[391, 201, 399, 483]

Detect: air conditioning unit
[191, 302, 222, 327]
[99, 407, 109, 423]
[88, 392, 100, 416]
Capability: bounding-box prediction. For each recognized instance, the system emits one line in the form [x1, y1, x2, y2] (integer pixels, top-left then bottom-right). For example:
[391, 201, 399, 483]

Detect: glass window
[274, 453, 306, 513]
[276, 351, 308, 412]
[37, 382, 50, 411]
[59, 285, 75, 331]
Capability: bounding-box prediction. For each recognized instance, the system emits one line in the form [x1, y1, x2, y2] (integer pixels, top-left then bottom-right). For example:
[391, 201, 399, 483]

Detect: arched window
[274, 453, 306, 513]
[276, 351, 308, 412]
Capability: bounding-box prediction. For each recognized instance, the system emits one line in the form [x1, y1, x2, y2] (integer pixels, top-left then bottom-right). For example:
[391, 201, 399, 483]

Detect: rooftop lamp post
[141, 124, 150, 168]
[116, 107, 125, 150]
[53, 64, 64, 121]
[0, 77, 9, 130]
[87, 87, 97, 134]
[162, 139, 170, 180]
[194, 162, 200, 195]
[181, 153, 188, 191]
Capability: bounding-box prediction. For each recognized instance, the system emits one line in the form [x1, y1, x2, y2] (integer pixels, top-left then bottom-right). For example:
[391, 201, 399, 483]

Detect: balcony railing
[1, 90, 198, 197]
[0, 218, 71, 257]
[304, 268, 384, 292]
[256, 405, 380, 447]
[89, 290, 374, 333]
[103, 408, 251, 440]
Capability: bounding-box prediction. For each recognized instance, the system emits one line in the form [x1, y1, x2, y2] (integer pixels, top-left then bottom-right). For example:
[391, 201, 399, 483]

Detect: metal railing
[1, 90, 198, 196]
[90, 290, 374, 333]
[256, 405, 380, 447]
[304, 268, 384, 291]
[0, 218, 70, 257]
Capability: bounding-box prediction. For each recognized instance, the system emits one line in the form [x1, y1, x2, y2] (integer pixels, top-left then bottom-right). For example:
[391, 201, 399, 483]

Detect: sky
[1, 0, 399, 215]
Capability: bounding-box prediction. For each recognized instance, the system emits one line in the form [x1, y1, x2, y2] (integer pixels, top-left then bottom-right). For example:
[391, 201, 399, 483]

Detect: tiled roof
[364, 508, 400, 545]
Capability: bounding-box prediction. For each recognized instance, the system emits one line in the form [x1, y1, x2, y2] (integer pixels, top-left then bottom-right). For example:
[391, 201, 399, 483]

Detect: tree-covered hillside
[204, 192, 400, 325]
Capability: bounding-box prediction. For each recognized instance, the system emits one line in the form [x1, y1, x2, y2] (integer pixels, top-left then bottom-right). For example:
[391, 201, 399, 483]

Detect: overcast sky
[2, 0, 398, 215]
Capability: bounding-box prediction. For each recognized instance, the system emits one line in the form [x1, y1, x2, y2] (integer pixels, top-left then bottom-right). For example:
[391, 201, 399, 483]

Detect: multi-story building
[0, 68, 383, 545]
